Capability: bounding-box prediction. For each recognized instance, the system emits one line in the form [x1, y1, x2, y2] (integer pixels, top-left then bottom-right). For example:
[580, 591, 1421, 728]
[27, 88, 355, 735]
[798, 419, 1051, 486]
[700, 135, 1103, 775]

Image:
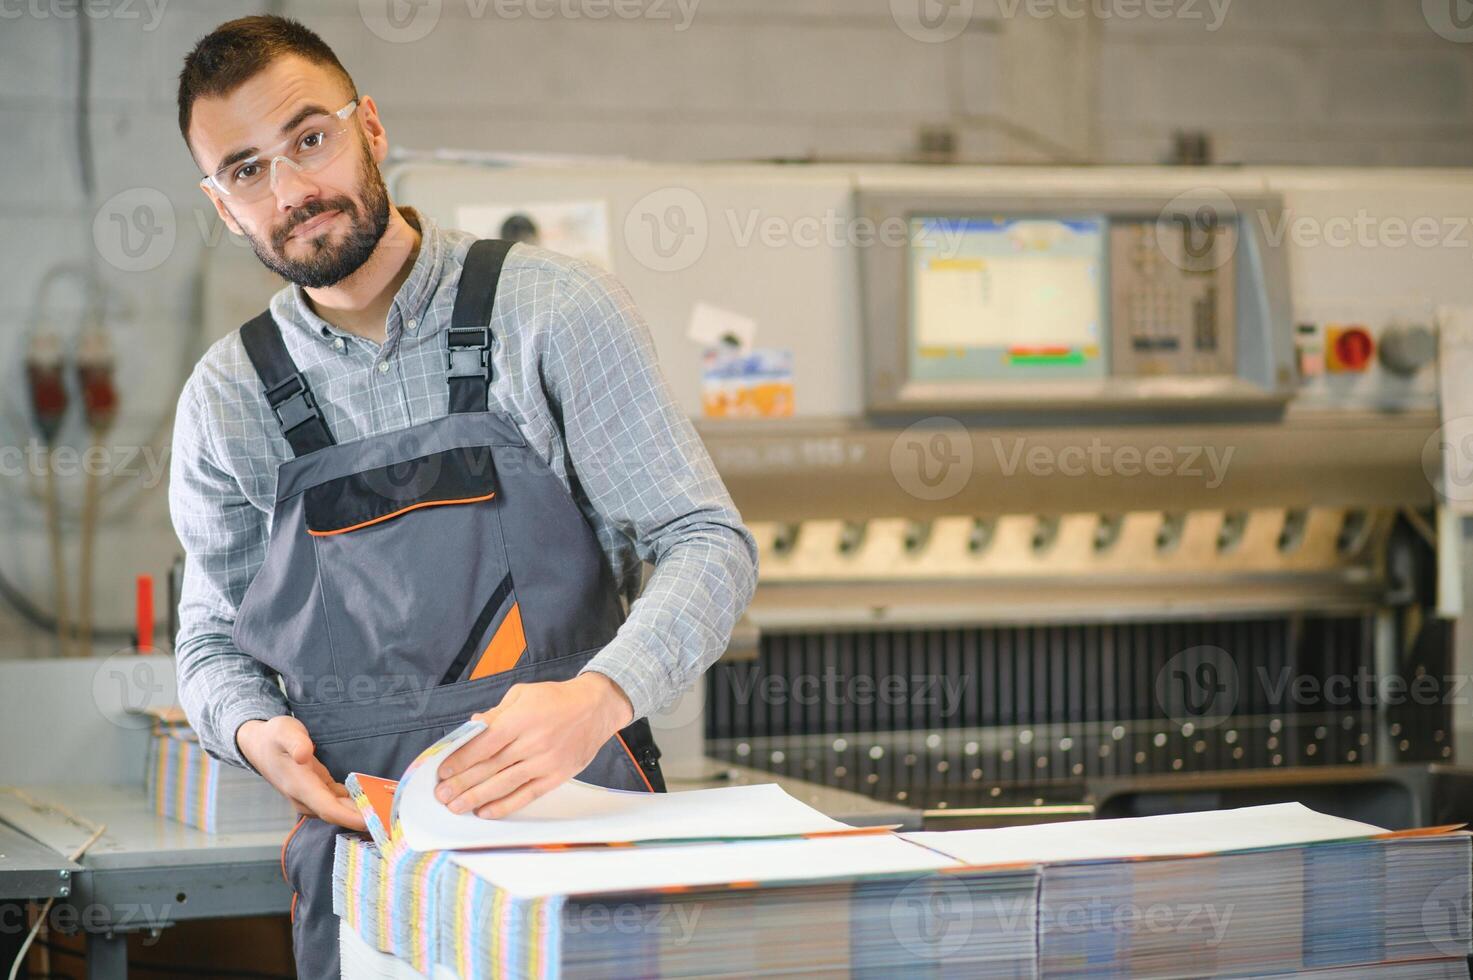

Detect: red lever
[136, 575, 154, 654]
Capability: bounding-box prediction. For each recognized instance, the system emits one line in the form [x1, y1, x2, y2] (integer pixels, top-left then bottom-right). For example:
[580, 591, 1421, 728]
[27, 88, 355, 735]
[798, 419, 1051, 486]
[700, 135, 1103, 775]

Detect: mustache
[275, 197, 359, 249]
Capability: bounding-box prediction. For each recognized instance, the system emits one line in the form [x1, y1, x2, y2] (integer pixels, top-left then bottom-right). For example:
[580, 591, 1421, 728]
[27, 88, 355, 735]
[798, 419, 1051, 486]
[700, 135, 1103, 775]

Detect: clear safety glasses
[200, 100, 361, 203]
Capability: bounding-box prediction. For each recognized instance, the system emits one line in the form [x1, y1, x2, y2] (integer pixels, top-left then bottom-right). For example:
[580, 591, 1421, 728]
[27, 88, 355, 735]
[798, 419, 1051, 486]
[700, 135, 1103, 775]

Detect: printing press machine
[383, 160, 1473, 832]
[12, 161, 1473, 976]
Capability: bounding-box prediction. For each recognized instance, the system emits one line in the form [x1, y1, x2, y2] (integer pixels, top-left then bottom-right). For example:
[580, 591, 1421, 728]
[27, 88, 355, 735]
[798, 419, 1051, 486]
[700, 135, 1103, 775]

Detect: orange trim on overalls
[614, 732, 656, 793]
[282, 814, 307, 923]
[468, 602, 525, 680]
[281, 814, 306, 883]
[306, 493, 495, 537]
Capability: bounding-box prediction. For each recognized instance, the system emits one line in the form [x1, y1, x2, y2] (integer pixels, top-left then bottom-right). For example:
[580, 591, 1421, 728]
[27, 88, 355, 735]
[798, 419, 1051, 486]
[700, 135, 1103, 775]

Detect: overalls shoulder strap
[239, 311, 336, 457]
[446, 239, 513, 414]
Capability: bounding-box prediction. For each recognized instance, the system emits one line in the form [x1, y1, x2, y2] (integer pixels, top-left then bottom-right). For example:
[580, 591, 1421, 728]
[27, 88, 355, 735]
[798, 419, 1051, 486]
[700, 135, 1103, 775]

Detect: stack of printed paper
[334, 721, 1039, 978]
[144, 714, 295, 834]
[332, 722, 1471, 979]
[907, 804, 1473, 980]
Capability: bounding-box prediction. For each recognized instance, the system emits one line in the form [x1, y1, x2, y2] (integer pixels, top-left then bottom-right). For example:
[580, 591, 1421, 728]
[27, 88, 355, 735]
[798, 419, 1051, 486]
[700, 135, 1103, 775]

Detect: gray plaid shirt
[168, 207, 757, 769]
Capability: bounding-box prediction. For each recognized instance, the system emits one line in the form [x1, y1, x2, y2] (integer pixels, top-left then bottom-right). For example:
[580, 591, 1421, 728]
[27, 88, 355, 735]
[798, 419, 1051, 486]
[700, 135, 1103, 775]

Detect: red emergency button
[1327, 326, 1375, 373]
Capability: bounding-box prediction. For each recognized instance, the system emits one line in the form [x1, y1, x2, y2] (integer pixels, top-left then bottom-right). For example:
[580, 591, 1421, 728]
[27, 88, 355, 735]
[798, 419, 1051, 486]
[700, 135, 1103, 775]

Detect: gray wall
[0, 0, 1471, 653]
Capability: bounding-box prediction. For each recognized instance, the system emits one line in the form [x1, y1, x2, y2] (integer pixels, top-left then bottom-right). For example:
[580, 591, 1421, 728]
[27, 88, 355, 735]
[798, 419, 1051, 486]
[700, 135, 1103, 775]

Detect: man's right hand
[237, 716, 366, 831]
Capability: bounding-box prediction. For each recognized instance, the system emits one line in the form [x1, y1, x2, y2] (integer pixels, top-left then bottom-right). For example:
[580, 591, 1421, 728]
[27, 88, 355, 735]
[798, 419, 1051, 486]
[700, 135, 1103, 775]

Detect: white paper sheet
[686, 301, 757, 351]
[450, 833, 960, 898]
[457, 200, 613, 271]
[904, 803, 1387, 868]
[394, 722, 854, 852]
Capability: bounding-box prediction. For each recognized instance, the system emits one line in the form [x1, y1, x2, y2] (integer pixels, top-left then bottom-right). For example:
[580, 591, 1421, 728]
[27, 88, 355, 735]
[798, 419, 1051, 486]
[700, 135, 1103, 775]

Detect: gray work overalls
[229, 239, 666, 980]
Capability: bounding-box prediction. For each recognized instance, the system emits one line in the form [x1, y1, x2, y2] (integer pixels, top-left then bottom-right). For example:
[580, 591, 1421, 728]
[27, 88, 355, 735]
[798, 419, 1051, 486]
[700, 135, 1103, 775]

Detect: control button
[1326, 325, 1375, 373]
[1379, 323, 1436, 377]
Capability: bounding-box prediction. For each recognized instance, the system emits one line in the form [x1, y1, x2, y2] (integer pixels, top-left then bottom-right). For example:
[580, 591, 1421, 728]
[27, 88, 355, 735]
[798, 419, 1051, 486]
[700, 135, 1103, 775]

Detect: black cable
[75, 14, 94, 198]
[0, 564, 137, 645]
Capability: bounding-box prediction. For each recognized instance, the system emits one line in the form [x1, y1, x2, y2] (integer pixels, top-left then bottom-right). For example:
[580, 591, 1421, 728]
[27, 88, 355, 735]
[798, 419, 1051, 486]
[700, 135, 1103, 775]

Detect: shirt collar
[281, 205, 446, 350]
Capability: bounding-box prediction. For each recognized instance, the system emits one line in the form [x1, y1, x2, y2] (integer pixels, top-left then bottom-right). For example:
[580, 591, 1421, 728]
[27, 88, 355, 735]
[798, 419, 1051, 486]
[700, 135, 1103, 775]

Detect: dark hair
[177, 15, 356, 149]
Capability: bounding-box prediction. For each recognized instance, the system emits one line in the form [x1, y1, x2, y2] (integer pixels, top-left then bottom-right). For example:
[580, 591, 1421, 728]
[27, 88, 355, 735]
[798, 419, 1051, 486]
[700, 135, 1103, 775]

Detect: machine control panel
[1110, 220, 1237, 380]
[1292, 318, 1439, 411]
[860, 189, 1294, 414]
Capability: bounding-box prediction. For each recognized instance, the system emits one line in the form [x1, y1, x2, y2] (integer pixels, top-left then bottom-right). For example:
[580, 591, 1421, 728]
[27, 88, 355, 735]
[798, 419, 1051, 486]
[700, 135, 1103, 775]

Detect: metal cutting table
[0, 656, 917, 980]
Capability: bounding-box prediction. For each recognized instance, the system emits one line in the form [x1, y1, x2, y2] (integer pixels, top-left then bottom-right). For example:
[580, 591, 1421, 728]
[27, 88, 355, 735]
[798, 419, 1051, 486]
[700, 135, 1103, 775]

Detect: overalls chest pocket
[303, 443, 520, 703]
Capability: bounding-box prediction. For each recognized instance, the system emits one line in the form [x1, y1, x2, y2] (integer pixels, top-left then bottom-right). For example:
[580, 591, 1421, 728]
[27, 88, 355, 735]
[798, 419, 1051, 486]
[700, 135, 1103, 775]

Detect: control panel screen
[909, 216, 1108, 383]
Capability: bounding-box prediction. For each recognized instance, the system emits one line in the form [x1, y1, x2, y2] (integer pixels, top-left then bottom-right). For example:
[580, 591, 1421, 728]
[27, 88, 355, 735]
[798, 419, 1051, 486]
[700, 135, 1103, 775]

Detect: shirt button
[377, 360, 390, 373]
[333, 338, 346, 351]
[406, 317, 418, 332]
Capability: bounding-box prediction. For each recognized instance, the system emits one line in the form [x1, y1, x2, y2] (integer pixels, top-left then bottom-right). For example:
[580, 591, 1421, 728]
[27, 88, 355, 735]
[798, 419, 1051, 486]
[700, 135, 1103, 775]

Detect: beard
[244, 138, 392, 289]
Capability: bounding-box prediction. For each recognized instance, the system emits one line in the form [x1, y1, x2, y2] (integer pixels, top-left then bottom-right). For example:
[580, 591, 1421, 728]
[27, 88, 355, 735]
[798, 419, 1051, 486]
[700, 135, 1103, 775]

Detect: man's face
[189, 55, 391, 288]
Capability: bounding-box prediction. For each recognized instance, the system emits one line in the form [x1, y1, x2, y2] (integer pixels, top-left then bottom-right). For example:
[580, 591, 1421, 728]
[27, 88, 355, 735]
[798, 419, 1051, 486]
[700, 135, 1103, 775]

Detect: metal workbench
[0, 656, 919, 979]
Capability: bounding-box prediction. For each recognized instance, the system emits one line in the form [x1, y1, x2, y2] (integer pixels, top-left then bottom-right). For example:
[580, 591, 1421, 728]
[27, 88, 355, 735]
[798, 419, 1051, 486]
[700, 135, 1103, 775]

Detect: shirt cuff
[214, 698, 289, 774]
[580, 638, 667, 723]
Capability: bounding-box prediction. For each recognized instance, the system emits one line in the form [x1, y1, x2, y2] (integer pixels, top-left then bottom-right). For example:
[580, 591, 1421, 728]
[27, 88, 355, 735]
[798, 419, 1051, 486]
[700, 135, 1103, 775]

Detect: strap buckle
[446, 328, 491, 381]
[264, 373, 324, 434]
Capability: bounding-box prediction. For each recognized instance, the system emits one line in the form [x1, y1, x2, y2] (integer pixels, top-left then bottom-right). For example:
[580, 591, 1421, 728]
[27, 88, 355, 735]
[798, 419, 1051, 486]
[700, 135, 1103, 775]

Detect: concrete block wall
[0, 0, 1470, 654]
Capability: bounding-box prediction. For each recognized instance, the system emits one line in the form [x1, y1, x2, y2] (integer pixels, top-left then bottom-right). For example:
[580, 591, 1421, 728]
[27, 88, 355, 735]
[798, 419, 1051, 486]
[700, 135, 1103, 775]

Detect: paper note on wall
[457, 200, 613, 272]
[702, 347, 794, 419]
[687, 301, 757, 352]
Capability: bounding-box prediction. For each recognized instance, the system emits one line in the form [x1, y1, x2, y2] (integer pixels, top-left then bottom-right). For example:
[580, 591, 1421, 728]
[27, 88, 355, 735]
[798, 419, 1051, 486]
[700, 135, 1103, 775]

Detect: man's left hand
[435, 672, 634, 818]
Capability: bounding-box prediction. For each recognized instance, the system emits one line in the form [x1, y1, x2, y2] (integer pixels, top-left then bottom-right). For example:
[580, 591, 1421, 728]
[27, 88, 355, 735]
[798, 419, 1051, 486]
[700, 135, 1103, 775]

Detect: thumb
[282, 723, 315, 765]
